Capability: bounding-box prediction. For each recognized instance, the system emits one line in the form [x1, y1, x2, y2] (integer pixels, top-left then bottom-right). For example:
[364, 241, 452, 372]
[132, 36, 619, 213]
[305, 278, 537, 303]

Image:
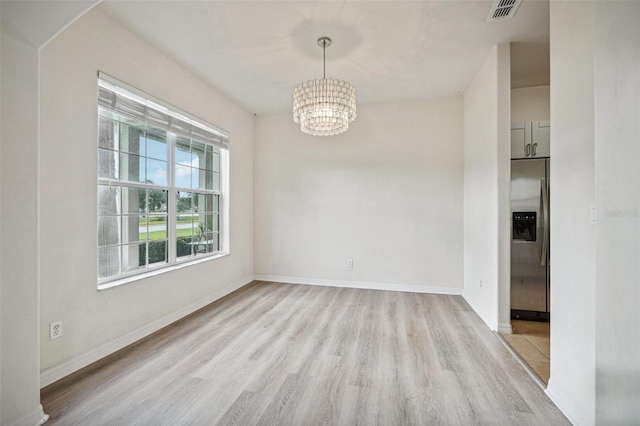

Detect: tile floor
[502, 320, 550, 384]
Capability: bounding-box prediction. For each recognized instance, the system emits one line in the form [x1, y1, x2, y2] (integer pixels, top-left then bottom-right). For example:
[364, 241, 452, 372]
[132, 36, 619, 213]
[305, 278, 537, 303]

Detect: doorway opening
[502, 320, 550, 384]
[503, 157, 551, 385]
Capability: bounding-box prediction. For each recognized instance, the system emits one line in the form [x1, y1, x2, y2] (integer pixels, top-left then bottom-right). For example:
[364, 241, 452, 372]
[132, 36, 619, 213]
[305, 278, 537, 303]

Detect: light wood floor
[502, 320, 551, 384]
[42, 281, 568, 425]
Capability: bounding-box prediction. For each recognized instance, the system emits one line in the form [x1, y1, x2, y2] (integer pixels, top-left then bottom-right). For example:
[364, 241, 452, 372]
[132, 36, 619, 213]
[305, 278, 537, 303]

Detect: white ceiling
[99, 0, 550, 114]
[6, 0, 550, 115]
[0, 0, 100, 49]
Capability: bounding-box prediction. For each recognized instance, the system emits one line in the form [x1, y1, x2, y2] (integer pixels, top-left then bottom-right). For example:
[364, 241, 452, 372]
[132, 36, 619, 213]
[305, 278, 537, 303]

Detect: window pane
[200, 215, 212, 234]
[98, 245, 120, 278]
[201, 194, 212, 214]
[204, 214, 219, 233]
[205, 145, 213, 170]
[122, 243, 145, 273]
[147, 214, 167, 240]
[119, 119, 146, 156]
[175, 137, 192, 164]
[180, 217, 198, 236]
[119, 152, 145, 183]
[122, 215, 145, 245]
[177, 214, 193, 230]
[98, 148, 118, 180]
[176, 236, 194, 258]
[176, 191, 192, 213]
[196, 219, 208, 240]
[211, 171, 220, 192]
[145, 190, 167, 213]
[98, 114, 117, 150]
[145, 128, 167, 161]
[188, 194, 217, 215]
[192, 167, 207, 190]
[147, 240, 167, 265]
[98, 184, 120, 216]
[204, 171, 214, 190]
[193, 193, 207, 214]
[175, 164, 191, 189]
[205, 233, 219, 253]
[121, 187, 146, 215]
[191, 141, 206, 169]
[146, 159, 168, 186]
[192, 236, 208, 254]
[212, 151, 220, 172]
[205, 146, 219, 172]
[98, 215, 120, 247]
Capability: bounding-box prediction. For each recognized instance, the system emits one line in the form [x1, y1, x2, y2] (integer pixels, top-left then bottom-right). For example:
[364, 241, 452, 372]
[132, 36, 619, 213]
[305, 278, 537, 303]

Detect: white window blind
[97, 72, 229, 150]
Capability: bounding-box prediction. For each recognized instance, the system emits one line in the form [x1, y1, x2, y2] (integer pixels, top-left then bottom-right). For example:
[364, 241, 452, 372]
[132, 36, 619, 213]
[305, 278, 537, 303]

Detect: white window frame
[97, 72, 230, 289]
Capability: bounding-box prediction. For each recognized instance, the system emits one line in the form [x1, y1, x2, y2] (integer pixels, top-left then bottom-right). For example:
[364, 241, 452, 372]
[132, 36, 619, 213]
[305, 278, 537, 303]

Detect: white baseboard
[546, 379, 593, 426]
[40, 275, 254, 389]
[498, 322, 513, 334]
[461, 292, 499, 331]
[253, 274, 463, 295]
[8, 404, 48, 426]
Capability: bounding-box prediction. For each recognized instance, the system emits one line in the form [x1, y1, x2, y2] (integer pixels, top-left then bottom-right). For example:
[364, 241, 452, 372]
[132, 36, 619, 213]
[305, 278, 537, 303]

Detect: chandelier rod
[323, 39, 326, 78]
[318, 36, 331, 79]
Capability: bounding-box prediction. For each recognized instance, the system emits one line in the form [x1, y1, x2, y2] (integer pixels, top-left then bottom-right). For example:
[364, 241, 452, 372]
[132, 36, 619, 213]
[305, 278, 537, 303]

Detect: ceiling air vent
[487, 0, 523, 21]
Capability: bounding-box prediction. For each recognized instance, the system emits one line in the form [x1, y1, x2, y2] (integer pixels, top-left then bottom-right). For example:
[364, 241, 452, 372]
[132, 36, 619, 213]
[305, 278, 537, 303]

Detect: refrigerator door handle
[541, 178, 549, 266]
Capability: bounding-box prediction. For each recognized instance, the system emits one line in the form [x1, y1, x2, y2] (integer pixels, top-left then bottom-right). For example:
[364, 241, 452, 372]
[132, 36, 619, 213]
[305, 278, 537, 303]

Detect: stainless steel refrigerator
[511, 158, 550, 320]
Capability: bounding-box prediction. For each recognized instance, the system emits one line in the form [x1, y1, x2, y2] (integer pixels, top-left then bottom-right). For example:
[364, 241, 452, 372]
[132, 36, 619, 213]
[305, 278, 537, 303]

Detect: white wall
[0, 34, 47, 426]
[1, 23, 3, 426]
[496, 44, 512, 333]
[254, 98, 463, 293]
[549, 3, 640, 424]
[511, 86, 550, 122]
[462, 44, 511, 331]
[547, 1, 596, 424]
[38, 8, 254, 381]
[593, 2, 640, 423]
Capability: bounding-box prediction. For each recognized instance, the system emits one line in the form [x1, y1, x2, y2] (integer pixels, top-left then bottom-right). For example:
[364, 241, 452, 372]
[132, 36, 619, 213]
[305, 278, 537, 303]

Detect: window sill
[97, 252, 230, 291]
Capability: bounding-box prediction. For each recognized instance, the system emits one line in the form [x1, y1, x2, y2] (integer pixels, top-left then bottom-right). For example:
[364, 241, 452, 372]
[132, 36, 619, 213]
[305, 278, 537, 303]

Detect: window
[97, 73, 229, 287]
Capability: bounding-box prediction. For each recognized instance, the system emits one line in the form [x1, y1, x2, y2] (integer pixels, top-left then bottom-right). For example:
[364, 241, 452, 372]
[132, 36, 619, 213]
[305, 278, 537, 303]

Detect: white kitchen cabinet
[531, 120, 550, 157]
[511, 121, 550, 159]
[511, 122, 531, 159]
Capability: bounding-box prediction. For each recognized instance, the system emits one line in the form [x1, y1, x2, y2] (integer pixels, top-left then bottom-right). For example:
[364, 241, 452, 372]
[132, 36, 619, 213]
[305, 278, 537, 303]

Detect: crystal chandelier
[292, 37, 357, 136]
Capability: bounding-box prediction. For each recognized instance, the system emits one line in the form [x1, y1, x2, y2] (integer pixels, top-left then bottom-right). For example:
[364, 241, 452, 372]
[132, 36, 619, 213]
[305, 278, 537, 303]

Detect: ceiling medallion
[292, 37, 357, 136]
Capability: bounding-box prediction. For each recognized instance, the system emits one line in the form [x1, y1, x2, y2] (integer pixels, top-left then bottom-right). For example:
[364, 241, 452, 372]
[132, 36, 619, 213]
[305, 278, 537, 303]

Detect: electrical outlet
[347, 258, 353, 268]
[50, 321, 63, 340]
[479, 280, 483, 288]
